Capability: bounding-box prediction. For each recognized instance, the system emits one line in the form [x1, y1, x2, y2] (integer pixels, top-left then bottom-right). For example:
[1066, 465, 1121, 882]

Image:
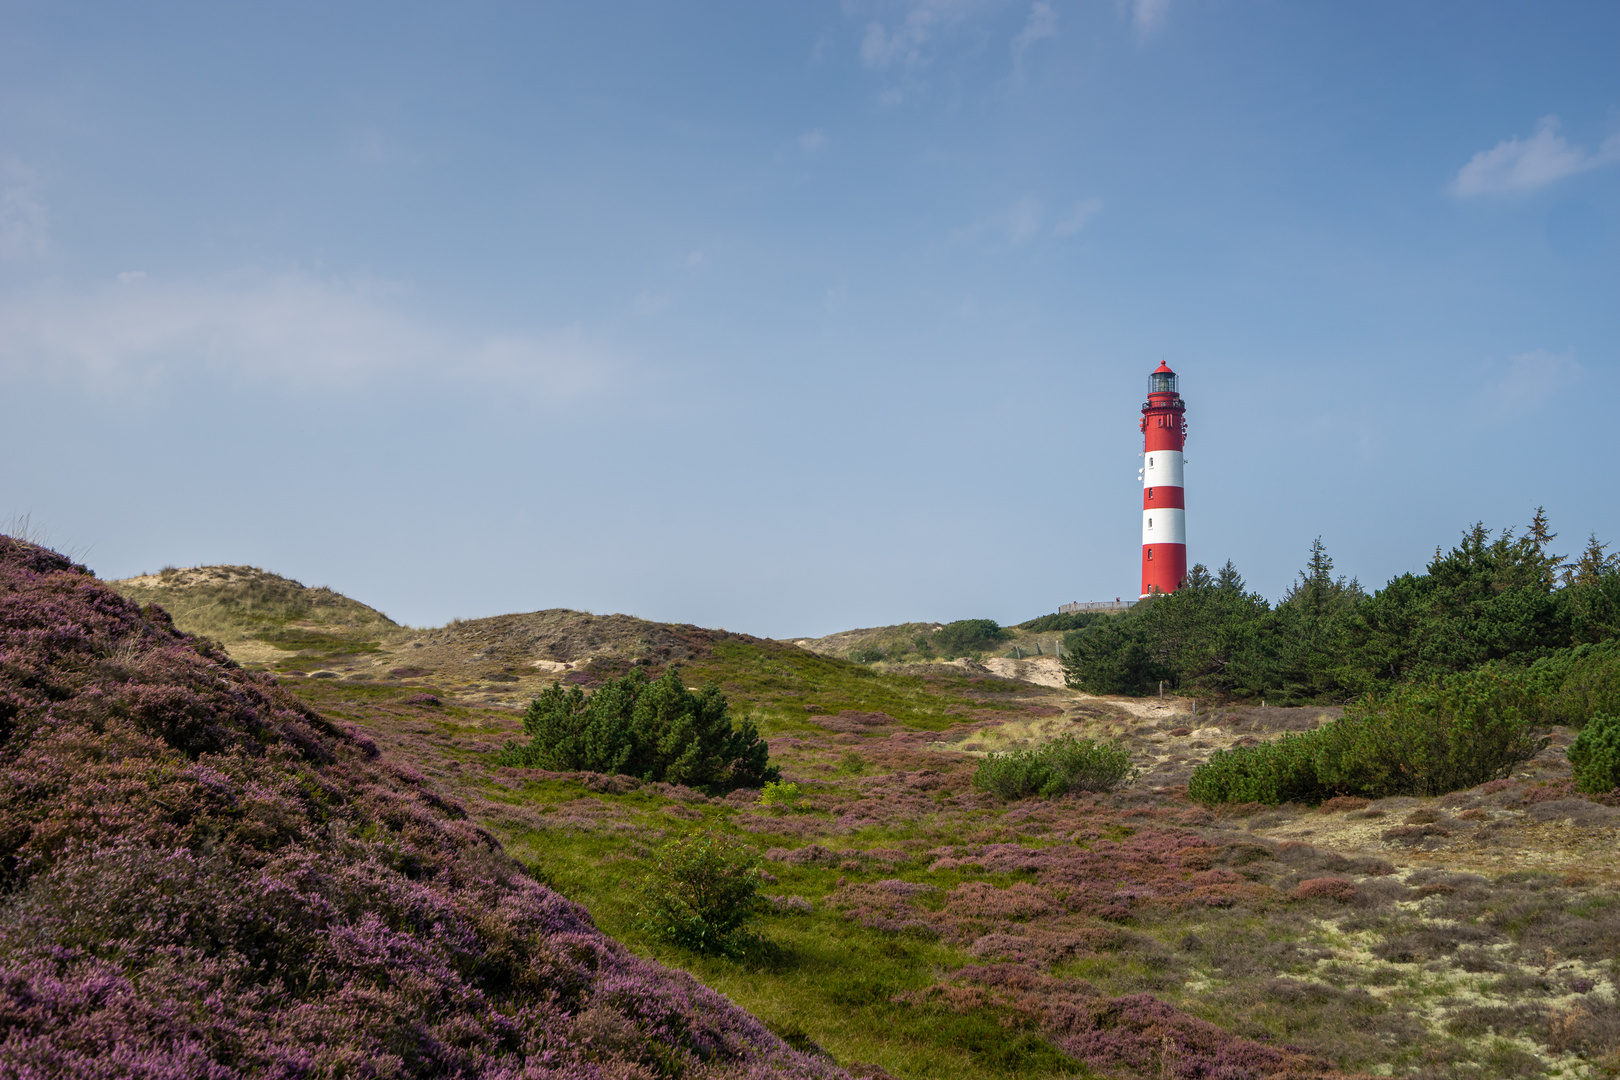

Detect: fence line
[1057, 600, 1137, 614]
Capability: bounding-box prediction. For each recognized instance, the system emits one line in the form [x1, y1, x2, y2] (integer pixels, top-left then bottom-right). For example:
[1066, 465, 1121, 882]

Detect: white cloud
[1127, 0, 1168, 37]
[1451, 116, 1620, 197]
[952, 196, 1045, 247]
[857, 0, 989, 69]
[1011, 2, 1057, 61]
[1480, 349, 1583, 416]
[1053, 197, 1103, 236]
[0, 269, 617, 401]
[1003, 196, 1043, 243]
[634, 290, 672, 316]
[0, 160, 49, 260]
[798, 129, 828, 154]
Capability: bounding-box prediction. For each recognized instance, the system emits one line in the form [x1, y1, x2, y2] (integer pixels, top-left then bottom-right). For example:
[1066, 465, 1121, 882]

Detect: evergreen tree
[504, 667, 777, 792]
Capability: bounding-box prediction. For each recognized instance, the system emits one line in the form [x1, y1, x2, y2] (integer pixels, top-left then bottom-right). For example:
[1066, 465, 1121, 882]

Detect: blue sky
[2, 1, 1617, 636]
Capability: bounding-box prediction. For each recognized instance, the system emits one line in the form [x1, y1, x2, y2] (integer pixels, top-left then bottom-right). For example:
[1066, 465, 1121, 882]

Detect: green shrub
[637, 831, 765, 955]
[757, 780, 803, 808]
[971, 736, 1137, 799]
[1188, 668, 1546, 805]
[849, 646, 886, 663]
[1186, 733, 1329, 806]
[932, 619, 1007, 658]
[1528, 641, 1620, 727]
[1017, 611, 1104, 633]
[1568, 715, 1620, 794]
[496, 667, 779, 793]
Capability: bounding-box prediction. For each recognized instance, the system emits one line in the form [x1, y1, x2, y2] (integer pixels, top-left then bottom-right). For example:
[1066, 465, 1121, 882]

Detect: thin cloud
[1451, 116, 1620, 197]
[857, 0, 991, 70]
[1479, 349, 1584, 416]
[0, 270, 618, 401]
[1128, 0, 1169, 37]
[0, 160, 49, 260]
[952, 196, 1045, 247]
[1011, 2, 1057, 61]
[1054, 197, 1103, 236]
[798, 129, 828, 154]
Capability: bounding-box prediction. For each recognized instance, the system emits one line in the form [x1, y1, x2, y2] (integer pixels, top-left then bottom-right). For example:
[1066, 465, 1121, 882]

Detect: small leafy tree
[638, 831, 765, 955]
[498, 667, 778, 793]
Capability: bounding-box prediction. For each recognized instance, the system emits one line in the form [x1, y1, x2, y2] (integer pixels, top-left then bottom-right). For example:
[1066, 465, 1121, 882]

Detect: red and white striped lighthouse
[1140, 362, 1187, 598]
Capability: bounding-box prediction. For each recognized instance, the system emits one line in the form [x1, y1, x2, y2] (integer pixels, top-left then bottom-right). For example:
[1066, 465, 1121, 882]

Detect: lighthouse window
[1148, 518, 1153, 528]
[1149, 457, 1154, 467]
[1147, 548, 1154, 560]
[1148, 488, 1154, 499]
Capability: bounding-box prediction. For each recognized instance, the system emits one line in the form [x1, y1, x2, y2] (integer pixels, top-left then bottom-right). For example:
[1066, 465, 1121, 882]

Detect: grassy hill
[92, 559, 1620, 1078]
[799, 613, 1117, 666]
[0, 537, 837, 1079]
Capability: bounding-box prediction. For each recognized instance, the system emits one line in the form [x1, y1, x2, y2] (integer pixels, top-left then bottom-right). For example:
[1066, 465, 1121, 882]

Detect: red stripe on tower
[1139, 362, 1187, 598]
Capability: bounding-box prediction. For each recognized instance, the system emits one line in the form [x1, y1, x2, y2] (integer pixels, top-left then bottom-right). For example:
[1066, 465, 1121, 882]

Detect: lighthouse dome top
[1148, 362, 1178, 396]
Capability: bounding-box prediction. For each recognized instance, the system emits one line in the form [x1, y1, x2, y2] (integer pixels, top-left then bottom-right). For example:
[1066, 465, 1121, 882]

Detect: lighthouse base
[1141, 543, 1187, 598]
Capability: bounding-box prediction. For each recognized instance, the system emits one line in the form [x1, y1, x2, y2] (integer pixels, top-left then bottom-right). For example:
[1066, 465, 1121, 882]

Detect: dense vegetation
[0, 536, 834, 1079]
[971, 735, 1137, 799]
[841, 619, 1014, 663]
[1187, 668, 1548, 804]
[1569, 713, 1620, 795]
[1058, 513, 1620, 803]
[1015, 611, 1108, 634]
[1064, 513, 1620, 710]
[497, 667, 778, 792]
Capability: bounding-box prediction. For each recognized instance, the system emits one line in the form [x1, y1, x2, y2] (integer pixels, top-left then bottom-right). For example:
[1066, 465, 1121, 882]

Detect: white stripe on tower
[1142, 450, 1184, 488]
[1141, 508, 1187, 545]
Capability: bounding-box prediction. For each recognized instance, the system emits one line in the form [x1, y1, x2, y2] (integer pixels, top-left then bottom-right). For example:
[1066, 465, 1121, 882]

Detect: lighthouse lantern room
[1140, 362, 1187, 598]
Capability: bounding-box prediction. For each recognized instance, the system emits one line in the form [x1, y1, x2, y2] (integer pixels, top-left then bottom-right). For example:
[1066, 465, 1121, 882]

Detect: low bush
[1187, 732, 1329, 806]
[758, 780, 804, 808]
[498, 667, 778, 793]
[972, 736, 1137, 799]
[639, 831, 766, 955]
[1293, 878, 1358, 902]
[1017, 611, 1104, 634]
[1530, 641, 1620, 727]
[1568, 715, 1620, 794]
[932, 618, 1008, 658]
[1189, 669, 1546, 805]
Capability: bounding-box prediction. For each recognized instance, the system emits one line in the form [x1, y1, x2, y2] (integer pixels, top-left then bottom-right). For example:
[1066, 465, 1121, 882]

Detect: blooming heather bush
[638, 831, 766, 955]
[0, 536, 841, 1079]
[1293, 878, 1358, 903]
[971, 736, 1136, 799]
[902, 966, 1329, 1079]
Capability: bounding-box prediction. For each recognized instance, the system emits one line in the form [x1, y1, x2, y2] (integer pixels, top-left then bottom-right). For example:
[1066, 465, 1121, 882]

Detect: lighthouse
[1139, 362, 1187, 598]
